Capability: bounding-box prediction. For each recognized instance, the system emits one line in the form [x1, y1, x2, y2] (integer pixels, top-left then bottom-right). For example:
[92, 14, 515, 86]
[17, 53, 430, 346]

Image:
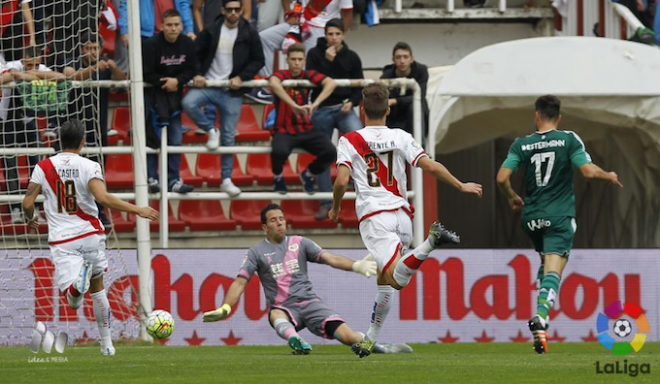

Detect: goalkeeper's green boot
[351, 339, 375, 358]
[288, 336, 312, 355]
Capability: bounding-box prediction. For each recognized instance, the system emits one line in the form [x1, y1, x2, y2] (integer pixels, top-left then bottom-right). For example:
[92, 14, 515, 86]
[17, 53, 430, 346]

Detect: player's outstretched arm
[88, 179, 159, 220]
[417, 156, 483, 197]
[329, 165, 351, 222]
[203, 277, 248, 322]
[321, 252, 377, 278]
[579, 163, 623, 188]
[496, 167, 524, 212]
[22, 182, 41, 229]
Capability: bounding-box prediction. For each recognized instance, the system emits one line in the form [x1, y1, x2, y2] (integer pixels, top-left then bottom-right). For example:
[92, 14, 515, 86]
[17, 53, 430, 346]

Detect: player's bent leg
[269, 309, 311, 355]
[366, 285, 395, 342]
[90, 275, 114, 356]
[529, 253, 567, 354]
[391, 222, 460, 288]
[329, 322, 363, 346]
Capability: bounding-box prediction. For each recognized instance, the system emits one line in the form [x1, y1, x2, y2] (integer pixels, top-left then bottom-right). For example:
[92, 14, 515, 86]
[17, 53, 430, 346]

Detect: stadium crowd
[12, 0, 649, 228]
[0, 0, 431, 226]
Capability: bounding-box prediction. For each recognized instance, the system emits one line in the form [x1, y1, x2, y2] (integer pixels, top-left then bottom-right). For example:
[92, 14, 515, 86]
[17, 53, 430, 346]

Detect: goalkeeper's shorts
[271, 300, 345, 339]
[50, 234, 108, 292]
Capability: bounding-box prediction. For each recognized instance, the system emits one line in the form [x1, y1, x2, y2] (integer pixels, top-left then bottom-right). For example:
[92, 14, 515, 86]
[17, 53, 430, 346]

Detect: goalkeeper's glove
[203, 303, 231, 322]
[352, 254, 377, 278]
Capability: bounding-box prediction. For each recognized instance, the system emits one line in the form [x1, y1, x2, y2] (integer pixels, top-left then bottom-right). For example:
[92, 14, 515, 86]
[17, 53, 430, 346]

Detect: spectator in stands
[142, 9, 197, 194]
[255, 0, 286, 32]
[306, 17, 363, 220]
[63, 32, 127, 227]
[380, 41, 429, 139]
[191, 0, 251, 137]
[1, 46, 64, 224]
[48, 1, 103, 70]
[269, 43, 336, 194]
[181, 0, 264, 197]
[192, 0, 251, 32]
[247, 0, 353, 104]
[0, 0, 36, 63]
[116, 0, 196, 72]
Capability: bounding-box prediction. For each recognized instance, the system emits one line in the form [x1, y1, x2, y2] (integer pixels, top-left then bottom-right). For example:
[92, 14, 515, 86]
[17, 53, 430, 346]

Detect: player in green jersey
[496, 95, 622, 354]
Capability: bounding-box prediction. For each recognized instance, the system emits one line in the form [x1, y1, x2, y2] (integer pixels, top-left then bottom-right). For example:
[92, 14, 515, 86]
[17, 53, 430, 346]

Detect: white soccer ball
[613, 318, 632, 338]
[146, 310, 175, 340]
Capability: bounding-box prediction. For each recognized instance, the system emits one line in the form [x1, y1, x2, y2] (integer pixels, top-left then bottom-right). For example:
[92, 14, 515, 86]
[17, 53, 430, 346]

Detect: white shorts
[359, 209, 413, 272]
[50, 234, 107, 292]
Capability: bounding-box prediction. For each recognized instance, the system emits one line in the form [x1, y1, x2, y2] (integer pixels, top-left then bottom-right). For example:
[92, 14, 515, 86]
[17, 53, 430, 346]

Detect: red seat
[104, 154, 134, 189]
[180, 155, 203, 187]
[181, 112, 208, 144]
[261, 104, 275, 130]
[296, 153, 337, 180]
[149, 201, 186, 232]
[196, 154, 254, 187]
[179, 200, 237, 231]
[18, 156, 31, 189]
[0, 161, 5, 191]
[230, 200, 268, 230]
[339, 200, 359, 228]
[109, 107, 131, 145]
[236, 105, 270, 142]
[0, 205, 27, 235]
[246, 154, 298, 186]
[280, 200, 337, 229]
[109, 209, 135, 233]
[108, 90, 129, 103]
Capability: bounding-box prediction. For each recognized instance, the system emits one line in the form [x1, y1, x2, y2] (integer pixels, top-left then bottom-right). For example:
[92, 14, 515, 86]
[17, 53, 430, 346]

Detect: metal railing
[556, 0, 645, 40]
[393, 0, 509, 14]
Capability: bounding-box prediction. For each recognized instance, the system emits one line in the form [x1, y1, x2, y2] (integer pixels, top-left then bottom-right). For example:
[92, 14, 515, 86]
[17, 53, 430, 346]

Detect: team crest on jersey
[288, 244, 299, 252]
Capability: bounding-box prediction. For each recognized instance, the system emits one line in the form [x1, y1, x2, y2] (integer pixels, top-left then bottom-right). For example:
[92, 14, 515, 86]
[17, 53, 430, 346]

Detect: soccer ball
[613, 318, 632, 338]
[146, 310, 175, 340]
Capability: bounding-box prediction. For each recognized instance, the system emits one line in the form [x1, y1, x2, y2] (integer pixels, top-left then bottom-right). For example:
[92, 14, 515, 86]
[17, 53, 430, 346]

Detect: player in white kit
[329, 83, 483, 357]
[22, 119, 159, 356]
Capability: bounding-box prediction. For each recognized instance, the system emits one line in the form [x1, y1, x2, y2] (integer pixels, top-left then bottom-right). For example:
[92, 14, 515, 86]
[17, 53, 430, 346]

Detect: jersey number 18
[56, 180, 78, 213]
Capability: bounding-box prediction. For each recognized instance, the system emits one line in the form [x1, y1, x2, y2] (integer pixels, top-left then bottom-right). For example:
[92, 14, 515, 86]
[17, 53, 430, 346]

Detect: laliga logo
[29, 321, 68, 354]
[596, 301, 650, 355]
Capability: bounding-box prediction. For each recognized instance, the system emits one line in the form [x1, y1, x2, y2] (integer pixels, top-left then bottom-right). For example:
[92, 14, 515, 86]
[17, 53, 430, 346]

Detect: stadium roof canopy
[427, 36, 660, 158]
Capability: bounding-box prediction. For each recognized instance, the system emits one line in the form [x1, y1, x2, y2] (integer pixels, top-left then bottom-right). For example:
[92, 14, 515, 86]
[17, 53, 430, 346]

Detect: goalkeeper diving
[203, 203, 409, 355]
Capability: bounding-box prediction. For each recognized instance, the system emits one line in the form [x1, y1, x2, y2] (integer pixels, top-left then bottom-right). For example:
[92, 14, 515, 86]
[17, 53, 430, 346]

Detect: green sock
[537, 271, 560, 320]
[536, 264, 544, 288]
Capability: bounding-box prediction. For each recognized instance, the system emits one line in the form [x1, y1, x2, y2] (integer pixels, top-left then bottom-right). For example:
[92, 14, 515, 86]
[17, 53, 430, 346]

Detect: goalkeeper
[203, 203, 377, 355]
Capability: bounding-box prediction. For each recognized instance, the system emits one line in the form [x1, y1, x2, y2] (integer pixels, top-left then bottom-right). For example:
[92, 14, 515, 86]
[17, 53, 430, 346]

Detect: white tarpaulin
[425, 36, 660, 247]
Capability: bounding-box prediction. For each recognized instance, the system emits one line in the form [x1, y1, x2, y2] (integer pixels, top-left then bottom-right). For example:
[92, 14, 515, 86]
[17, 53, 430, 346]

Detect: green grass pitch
[2, 343, 659, 384]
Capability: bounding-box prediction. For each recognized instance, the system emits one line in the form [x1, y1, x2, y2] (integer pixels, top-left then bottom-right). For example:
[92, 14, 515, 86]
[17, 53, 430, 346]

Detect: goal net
[0, 0, 142, 346]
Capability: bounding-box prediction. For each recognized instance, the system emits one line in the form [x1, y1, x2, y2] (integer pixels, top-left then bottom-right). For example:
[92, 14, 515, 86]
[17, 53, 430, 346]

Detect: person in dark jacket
[143, 9, 197, 194]
[380, 42, 429, 141]
[181, 0, 264, 197]
[306, 18, 363, 220]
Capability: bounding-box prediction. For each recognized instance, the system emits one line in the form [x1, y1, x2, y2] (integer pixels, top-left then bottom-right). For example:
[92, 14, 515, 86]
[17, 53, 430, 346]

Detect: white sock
[392, 239, 434, 288]
[366, 285, 395, 342]
[66, 286, 83, 310]
[91, 289, 113, 348]
[273, 318, 298, 340]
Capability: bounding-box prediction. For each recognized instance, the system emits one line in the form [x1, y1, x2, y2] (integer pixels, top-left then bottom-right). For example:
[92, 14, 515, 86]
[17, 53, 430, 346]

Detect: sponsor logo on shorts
[526, 219, 551, 231]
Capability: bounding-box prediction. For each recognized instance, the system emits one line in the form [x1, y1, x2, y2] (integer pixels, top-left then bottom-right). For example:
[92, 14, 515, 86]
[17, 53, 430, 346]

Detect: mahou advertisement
[2, 249, 658, 346]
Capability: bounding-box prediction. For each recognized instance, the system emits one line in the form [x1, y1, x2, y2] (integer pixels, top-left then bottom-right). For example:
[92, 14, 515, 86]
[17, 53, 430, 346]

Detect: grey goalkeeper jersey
[238, 236, 326, 307]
